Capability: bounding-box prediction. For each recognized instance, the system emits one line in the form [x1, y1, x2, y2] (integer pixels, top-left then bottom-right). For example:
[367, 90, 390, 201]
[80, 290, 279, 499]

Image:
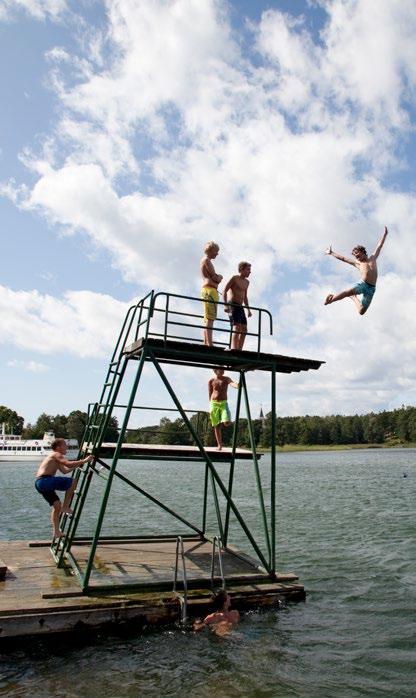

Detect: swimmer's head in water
[212, 589, 229, 611]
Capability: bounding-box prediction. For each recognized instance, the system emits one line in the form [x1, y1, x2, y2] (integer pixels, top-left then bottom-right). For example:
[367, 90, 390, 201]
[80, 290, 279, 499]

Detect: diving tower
[51, 291, 323, 597]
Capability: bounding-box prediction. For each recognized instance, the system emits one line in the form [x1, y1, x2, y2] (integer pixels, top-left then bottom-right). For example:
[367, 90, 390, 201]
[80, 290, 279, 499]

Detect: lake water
[1, 449, 415, 697]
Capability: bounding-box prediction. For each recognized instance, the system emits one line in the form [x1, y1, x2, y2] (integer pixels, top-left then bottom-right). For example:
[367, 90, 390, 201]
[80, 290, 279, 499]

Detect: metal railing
[173, 536, 188, 623]
[211, 536, 225, 589]
[121, 290, 273, 354]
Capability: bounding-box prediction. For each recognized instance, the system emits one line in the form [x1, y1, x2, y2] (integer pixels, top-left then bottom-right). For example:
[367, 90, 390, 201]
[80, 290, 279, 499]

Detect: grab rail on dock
[121, 289, 273, 353]
[211, 536, 225, 589]
[173, 536, 188, 623]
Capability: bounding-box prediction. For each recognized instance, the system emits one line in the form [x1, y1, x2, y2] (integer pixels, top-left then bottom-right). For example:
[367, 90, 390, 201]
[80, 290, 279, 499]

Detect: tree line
[0, 406, 119, 443]
[2, 404, 416, 448]
[126, 405, 416, 448]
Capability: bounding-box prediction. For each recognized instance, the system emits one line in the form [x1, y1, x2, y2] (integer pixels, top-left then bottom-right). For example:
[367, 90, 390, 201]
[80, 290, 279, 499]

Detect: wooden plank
[94, 442, 261, 461]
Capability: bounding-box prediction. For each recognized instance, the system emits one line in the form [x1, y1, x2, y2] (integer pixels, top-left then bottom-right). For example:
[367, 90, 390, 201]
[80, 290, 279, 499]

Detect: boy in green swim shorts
[208, 368, 239, 450]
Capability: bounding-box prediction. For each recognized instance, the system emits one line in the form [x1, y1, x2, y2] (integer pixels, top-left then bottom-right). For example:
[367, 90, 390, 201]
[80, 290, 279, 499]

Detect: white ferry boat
[0, 426, 78, 462]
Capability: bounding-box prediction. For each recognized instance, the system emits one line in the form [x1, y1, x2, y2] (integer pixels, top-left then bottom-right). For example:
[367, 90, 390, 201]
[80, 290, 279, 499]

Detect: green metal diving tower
[51, 291, 323, 594]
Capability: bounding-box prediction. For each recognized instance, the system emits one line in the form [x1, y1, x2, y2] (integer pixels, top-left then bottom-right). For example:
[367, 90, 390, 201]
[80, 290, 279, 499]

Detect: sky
[1, 0, 416, 428]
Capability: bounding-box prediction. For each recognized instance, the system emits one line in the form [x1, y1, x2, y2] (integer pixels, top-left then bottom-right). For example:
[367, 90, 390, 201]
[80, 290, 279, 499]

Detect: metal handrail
[211, 536, 225, 589]
[173, 536, 188, 623]
[150, 291, 273, 353]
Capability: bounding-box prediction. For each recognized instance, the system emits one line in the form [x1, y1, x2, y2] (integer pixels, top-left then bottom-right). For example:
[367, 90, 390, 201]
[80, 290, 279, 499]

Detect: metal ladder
[173, 536, 188, 623]
[211, 536, 226, 589]
[50, 309, 134, 563]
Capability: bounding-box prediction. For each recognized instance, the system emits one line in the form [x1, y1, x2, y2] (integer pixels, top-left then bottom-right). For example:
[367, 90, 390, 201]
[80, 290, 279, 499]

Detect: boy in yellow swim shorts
[200, 241, 223, 346]
[208, 368, 239, 450]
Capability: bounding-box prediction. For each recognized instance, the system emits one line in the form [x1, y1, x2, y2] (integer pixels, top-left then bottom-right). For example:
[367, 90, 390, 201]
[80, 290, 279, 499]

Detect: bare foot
[54, 530, 64, 538]
[61, 507, 73, 516]
[216, 445, 222, 451]
[324, 294, 334, 305]
[350, 295, 364, 314]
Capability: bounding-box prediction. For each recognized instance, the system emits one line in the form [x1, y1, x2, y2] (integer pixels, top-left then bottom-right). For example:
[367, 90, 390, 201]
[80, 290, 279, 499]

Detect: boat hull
[0, 450, 78, 462]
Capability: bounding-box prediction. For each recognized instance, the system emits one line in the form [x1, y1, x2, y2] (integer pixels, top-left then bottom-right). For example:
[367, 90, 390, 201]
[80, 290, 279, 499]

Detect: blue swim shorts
[354, 280, 376, 310]
[35, 475, 73, 506]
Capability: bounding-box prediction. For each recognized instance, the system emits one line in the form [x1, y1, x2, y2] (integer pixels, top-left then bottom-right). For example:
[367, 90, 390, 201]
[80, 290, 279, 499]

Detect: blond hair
[204, 241, 219, 254]
[238, 260, 251, 272]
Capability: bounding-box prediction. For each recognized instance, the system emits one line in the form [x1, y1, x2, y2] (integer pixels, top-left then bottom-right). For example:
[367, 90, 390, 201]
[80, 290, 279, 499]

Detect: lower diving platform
[0, 538, 305, 640]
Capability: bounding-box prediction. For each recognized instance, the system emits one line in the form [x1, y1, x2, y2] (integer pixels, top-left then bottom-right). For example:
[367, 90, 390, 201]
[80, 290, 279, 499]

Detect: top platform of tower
[123, 336, 323, 374]
[118, 290, 324, 374]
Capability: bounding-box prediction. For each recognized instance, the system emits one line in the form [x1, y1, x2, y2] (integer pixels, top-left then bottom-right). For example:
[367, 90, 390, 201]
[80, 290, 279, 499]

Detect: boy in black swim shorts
[223, 261, 252, 349]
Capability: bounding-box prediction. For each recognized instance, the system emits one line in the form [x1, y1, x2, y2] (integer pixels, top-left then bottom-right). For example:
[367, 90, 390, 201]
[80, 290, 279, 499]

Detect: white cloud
[1, 0, 416, 416]
[0, 0, 67, 22]
[0, 285, 128, 358]
[4, 0, 415, 295]
[7, 359, 50, 372]
[272, 271, 416, 415]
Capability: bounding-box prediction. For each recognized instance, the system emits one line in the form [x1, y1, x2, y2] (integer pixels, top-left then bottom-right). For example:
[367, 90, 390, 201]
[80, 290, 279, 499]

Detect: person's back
[193, 590, 240, 636]
[34, 439, 93, 538]
[36, 451, 61, 477]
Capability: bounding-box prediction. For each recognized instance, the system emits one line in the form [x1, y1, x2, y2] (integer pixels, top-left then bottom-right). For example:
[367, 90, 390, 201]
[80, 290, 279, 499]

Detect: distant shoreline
[262, 442, 416, 453]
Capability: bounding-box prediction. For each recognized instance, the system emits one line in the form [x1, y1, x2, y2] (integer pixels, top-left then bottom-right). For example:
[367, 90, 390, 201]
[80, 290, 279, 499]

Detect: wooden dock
[0, 538, 305, 640]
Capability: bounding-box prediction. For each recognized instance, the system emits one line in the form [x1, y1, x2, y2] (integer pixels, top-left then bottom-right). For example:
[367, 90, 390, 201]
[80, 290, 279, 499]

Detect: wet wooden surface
[0, 539, 304, 639]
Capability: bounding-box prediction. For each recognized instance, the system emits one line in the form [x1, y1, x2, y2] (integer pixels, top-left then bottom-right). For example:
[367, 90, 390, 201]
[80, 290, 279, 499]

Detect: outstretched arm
[57, 453, 93, 474]
[325, 245, 356, 266]
[372, 226, 388, 259]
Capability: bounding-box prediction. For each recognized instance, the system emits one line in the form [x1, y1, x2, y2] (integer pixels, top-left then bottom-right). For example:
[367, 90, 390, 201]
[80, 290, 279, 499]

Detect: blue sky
[1, 0, 416, 427]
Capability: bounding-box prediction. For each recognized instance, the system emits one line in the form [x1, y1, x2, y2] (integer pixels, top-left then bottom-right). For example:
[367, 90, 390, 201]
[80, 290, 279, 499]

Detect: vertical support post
[223, 374, 243, 545]
[270, 366, 277, 575]
[164, 294, 170, 345]
[150, 354, 269, 570]
[81, 348, 147, 591]
[241, 373, 272, 563]
[201, 461, 209, 534]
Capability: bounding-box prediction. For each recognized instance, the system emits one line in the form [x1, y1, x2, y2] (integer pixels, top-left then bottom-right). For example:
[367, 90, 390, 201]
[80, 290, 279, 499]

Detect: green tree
[23, 413, 54, 438]
[67, 411, 88, 442]
[104, 416, 119, 442]
[0, 405, 24, 435]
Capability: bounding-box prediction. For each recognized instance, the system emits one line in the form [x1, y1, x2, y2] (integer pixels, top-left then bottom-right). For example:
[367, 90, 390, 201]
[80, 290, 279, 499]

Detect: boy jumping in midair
[223, 261, 252, 349]
[208, 368, 239, 450]
[324, 226, 388, 315]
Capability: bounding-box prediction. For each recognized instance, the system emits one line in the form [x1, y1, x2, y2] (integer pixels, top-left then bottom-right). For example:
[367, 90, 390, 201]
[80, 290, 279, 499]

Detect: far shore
[260, 442, 416, 453]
